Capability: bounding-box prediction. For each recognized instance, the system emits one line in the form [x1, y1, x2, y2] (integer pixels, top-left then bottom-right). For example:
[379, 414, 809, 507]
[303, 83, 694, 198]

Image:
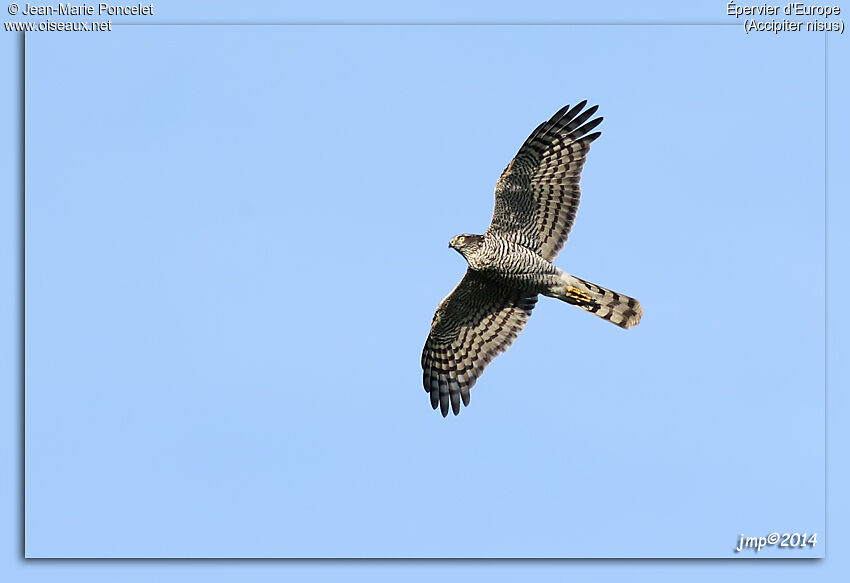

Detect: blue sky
[2, 0, 849, 580]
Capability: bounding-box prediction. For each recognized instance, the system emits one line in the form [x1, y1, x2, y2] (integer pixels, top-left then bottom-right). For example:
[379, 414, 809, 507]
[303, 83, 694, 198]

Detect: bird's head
[448, 233, 484, 260]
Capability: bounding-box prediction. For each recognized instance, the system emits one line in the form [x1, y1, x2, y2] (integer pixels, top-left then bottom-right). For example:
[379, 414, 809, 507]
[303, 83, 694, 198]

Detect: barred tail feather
[554, 274, 642, 329]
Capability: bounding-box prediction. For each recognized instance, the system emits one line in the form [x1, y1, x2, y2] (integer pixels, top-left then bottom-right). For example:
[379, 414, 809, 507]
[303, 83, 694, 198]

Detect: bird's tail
[550, 273, 642, 329]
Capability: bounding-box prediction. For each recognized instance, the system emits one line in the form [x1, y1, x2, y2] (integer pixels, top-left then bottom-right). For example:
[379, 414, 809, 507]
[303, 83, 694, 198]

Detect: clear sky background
[2, 0, 849, 580]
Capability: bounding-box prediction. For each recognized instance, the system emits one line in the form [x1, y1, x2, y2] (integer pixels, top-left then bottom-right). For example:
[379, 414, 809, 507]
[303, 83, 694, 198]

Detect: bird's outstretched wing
[422, 270, 537, 417]
[488, 101, 602, 262]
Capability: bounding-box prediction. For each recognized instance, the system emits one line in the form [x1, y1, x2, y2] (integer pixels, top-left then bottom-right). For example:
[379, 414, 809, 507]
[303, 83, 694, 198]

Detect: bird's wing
[488, 101, 602, 262]
[422, 270, 537, 416]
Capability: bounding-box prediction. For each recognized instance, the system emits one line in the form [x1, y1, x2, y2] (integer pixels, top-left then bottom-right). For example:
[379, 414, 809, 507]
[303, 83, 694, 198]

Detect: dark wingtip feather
[450, 391, 460, 415]
[584, 131, 602, 144]
[567, 108, 598, 134]
[571, 115, 602, 137]
[440, 393, 449, 417]
[552, 103, 571, 119]
[562, 100, 588, 122]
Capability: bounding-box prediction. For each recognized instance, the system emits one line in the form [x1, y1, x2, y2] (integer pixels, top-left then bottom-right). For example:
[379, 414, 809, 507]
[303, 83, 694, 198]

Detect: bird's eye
[457, 236, 466, 244]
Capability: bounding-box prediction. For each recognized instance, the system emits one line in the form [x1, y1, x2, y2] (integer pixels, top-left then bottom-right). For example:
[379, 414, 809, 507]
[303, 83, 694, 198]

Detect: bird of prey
[421, 101, 642, 417]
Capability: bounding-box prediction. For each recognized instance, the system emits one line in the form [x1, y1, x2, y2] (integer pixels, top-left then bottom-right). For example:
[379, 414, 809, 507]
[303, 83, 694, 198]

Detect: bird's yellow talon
[565, 286, 593, 303]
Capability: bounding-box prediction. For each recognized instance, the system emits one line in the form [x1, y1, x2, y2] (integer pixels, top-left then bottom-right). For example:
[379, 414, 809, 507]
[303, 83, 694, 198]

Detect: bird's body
[455, 234, 559, 287]
[422, 102, 642, 417]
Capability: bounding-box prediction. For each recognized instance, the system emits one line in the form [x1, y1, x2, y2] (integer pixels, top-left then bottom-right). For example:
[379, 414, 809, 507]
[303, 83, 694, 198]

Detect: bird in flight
[421, 101, 642, 417]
